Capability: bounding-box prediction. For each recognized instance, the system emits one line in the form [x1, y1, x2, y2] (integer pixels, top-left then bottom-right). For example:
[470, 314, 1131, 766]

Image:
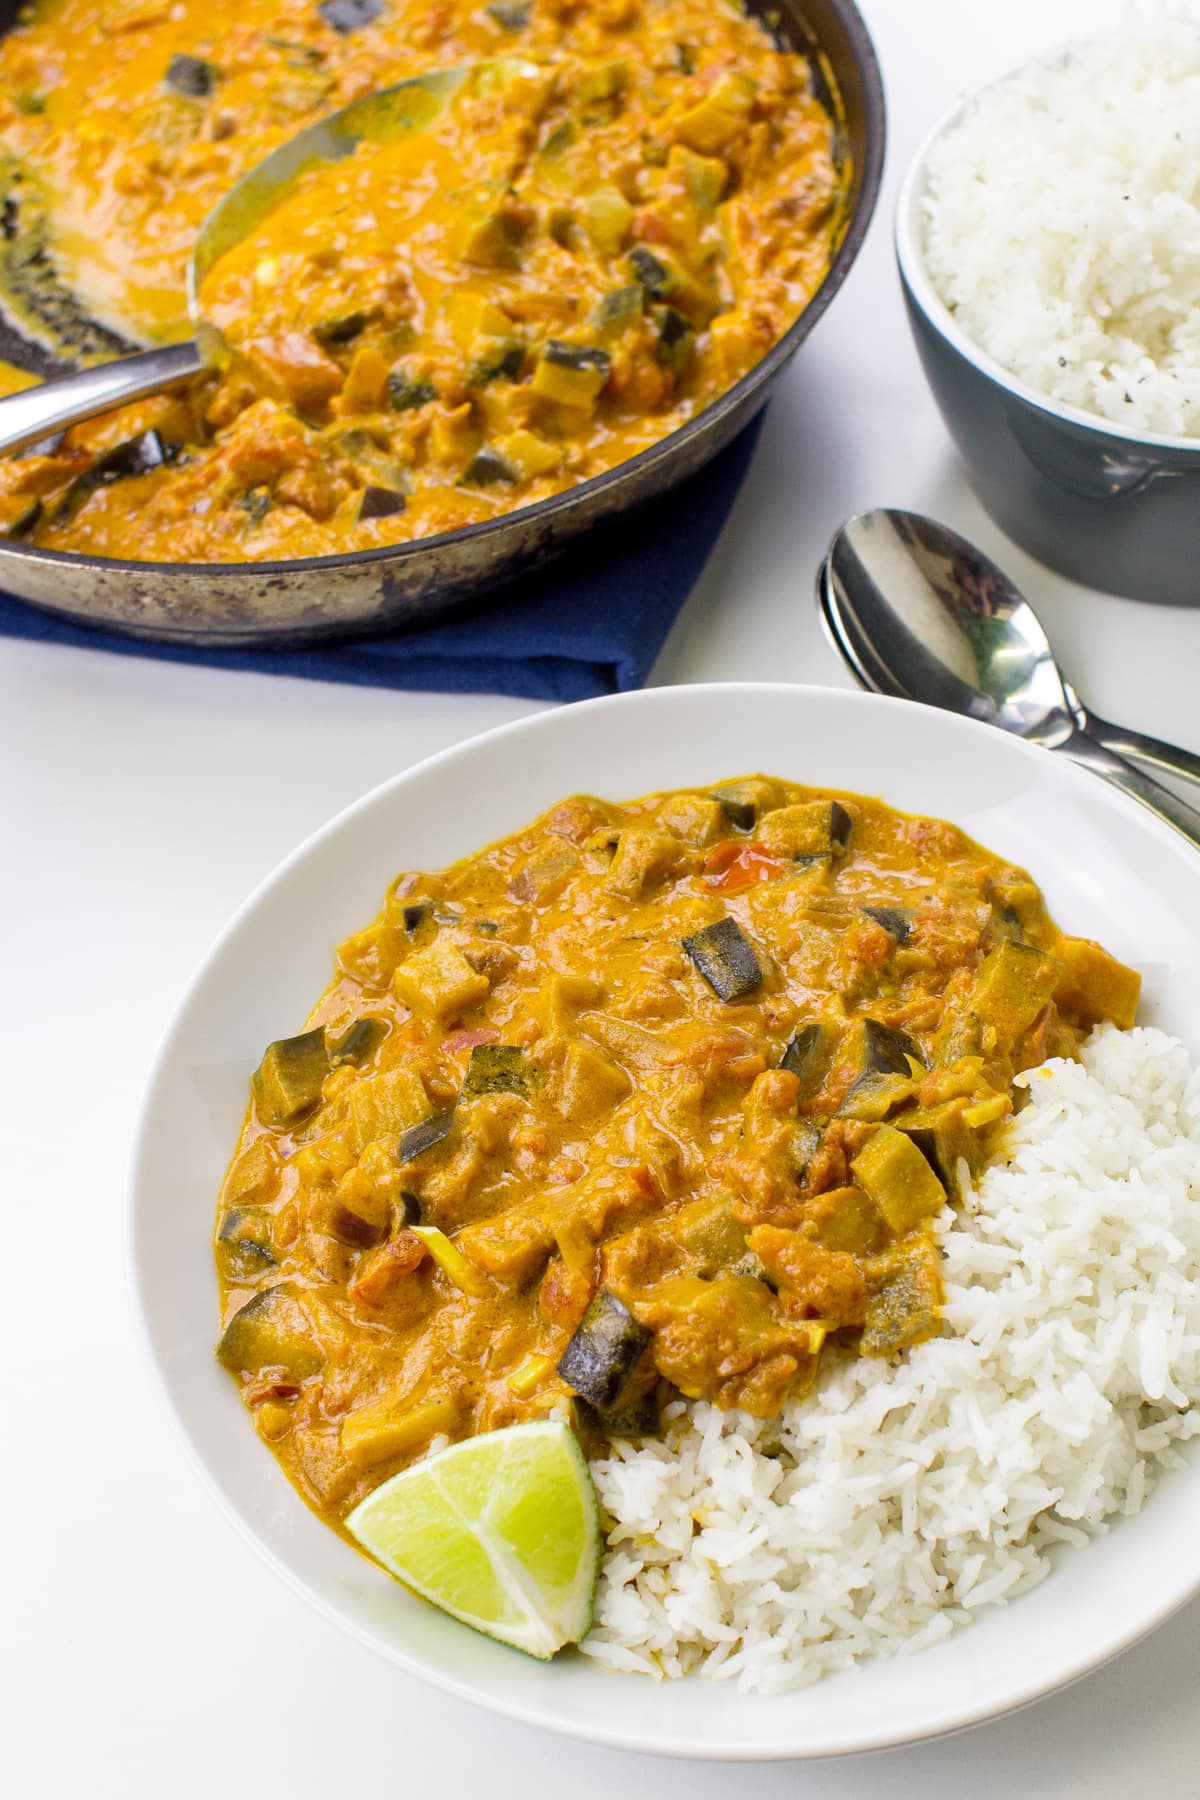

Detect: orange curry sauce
[0, 0, 841, 559]
[213, 778, 1139, 1530]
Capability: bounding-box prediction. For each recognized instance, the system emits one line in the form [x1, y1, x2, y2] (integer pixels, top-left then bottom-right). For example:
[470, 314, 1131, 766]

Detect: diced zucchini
[861, 905, 913, 943]
[485, 0, 530, 28]
[673, 144, 727, 213]
[582, 187, 633, 257]
[317, 0, 382, 34]
[531, 341, 611, 410]
[311, 310, 366, 347]
[253, 1028, 329, 1126]
[538, 119, 577, 160]
[779, 1022, 829, 1097]
[557, 1286, 650, 1409]
[1052, 936, 1140, 1030]
[852, 1124, 946, 1236]
[397, 1110, 456, 1161]
[329, 1016, 388, 1067]
[460, 446, 518, 487]
[462, 1043, 530, 1098]
[450, 203, 522, 271]
[968, 940, 1062, 1046]
[358, 484, 407, 522]
[387, 366, 437, 411]
[165, 53, 219, 97]
[573, 59, 629, 105]
[393, 939, 491, 1017]
[683, 916, 763, 1001]
[466, 337, 526, 386]
[216, 1284, 323, 1379]
[593, 285, 643, 328]
[673, 71, 758, 154]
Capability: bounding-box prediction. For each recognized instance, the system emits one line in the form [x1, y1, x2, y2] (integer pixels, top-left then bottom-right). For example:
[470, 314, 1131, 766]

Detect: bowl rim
[129, 680, 1200, 1760]
[0, 0, 887, 584]
[893, 37, 1200, 460]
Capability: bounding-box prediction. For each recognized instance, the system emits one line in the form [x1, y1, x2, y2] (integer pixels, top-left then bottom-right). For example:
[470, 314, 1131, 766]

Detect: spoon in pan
[819, 508, 1200, 853]
[0, 59, 531, 456]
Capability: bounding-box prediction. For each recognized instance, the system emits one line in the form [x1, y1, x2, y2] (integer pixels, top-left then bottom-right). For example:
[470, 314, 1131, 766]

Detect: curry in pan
[213, 777, 1139, 1533]
[0, 0, 842, 559]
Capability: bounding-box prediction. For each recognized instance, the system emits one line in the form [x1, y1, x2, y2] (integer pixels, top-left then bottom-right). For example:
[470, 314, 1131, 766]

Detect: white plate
[132, 683, 1200, 1761]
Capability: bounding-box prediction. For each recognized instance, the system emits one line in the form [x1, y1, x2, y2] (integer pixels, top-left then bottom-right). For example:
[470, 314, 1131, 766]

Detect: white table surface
[6, 1, 1200, 1793]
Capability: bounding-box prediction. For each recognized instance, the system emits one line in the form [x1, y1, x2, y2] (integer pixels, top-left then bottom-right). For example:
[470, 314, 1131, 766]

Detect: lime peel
[346, 1420, 601, 1659]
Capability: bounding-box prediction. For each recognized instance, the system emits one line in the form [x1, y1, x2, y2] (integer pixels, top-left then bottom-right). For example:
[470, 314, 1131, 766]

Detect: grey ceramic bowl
[896, 88, 1200, 607]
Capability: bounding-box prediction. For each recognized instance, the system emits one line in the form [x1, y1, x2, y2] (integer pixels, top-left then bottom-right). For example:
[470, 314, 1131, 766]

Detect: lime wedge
[345, 1420, 601, 1659]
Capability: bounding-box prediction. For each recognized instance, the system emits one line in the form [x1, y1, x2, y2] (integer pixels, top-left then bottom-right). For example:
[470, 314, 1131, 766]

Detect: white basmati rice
[920, 14, 1200, 437]
[581, 1026, 1200, 1692]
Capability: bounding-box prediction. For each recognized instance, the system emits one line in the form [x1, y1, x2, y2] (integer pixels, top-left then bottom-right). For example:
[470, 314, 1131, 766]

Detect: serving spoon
[0, 59, 529, 456]
[819, 508, 1200, 853]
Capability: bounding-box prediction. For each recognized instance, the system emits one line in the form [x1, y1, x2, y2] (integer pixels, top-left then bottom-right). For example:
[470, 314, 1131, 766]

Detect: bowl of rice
[896, 15, 1200, 604]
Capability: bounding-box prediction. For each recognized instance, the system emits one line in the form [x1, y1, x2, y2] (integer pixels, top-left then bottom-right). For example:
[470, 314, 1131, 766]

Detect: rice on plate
[919, 13, 1200, 438]
[583, 1026, 1200, 1692]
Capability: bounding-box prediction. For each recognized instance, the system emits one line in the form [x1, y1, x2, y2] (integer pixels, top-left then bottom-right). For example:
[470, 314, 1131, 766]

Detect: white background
[5, 1, 1200, 1793]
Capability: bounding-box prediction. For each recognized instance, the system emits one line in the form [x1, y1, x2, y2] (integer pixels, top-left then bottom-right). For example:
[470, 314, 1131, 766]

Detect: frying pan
[0, 0, 885, 647]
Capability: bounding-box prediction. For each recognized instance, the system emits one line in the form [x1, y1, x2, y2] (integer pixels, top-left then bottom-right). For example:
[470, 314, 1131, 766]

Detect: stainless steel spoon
[0, 60, 525, 456]
[819, 508, 1200, 854]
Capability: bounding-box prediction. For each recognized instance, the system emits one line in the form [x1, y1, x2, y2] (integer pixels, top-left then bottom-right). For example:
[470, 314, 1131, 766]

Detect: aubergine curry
[213, 777, 1140, 1529]
[0, 0, 841, 559]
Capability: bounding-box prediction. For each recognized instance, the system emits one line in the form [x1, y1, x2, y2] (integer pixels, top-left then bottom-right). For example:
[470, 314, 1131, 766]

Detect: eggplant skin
[861, 905, 913, 943]
[557, 1286, 650, 1409]
[397, 1109, 456, 1161]
[779, 1021, 828, 1094]
[682, 916, 763, 1002]
[317, 0, 383, 33]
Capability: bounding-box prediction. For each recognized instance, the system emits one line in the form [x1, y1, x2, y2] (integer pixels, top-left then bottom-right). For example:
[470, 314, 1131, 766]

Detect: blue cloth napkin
[0, 412, 764, 702]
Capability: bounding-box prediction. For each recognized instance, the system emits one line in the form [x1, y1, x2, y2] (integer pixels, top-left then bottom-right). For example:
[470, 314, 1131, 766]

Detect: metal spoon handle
[1084, 713, 1200, 790]
[0, 340, 203, 455]
[1055, 726, 1200, 853]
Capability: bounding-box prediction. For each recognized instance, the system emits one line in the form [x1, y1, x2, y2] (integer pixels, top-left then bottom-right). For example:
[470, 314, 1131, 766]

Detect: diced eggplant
[218, 1209, 277, 1275]
[539, 119, 577, 160]
[402, 900, 431, 935]
[237, 488, 271, 525]
[216, 1283, 324, 1379]
[968, 939, 1062, 1047]
[312, 310, 367, 347]
[396, 1189, 422, 1227]
[670, 1194, 747, 1274]
[779, 1021, 829, 1097]
[317, 0, 383, 33]
[707, 779, 775, 831]
[329, 1016, 388, 1067]
[165, 53, 219, 97]
[838, 1071, 914, 1122]
[758, 799, 851, 860]
[327, 1196, 388, 1248]
[460, 446, 518, 486]
[852, 1124, 946, 1236]
[830, 801, 852, 847]
[397, 1109, 456, 1161]
[0, 160, 130, 361]
[896, 1098, 981, 1197]
[55, 429, 172, 521]
[387, 367, 437, 411]
[557, 1286, 650, 1409]
[1052, 936, 1140, 1031]
[474, 919, 500, 936]
[462, 1043, 530, 1098]
[626, 245, 671, 299]
[0, 494, 40, 538]
[466, 338, 526, 386]
[861, 905, 913, 943]
[357, 483, 407, 521]
[573, 1390, 659, 1439]
[253, 1027, 329, 1126]
[674, 41, 697, 74]
[486, 0, 530, 26]
[682, 916, 763, 1002]
[654, 305, 693, 372]
[530, 341, 611, 410]
[593, 285, 643, 328]
[729, 1250, 778, 1293]
[860, 1239, 943, 1357]
[846, 1017, 924, 1077]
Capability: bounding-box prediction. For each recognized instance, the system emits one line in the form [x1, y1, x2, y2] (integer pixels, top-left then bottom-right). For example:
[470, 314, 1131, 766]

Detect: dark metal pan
[0, 0, 885, 646]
